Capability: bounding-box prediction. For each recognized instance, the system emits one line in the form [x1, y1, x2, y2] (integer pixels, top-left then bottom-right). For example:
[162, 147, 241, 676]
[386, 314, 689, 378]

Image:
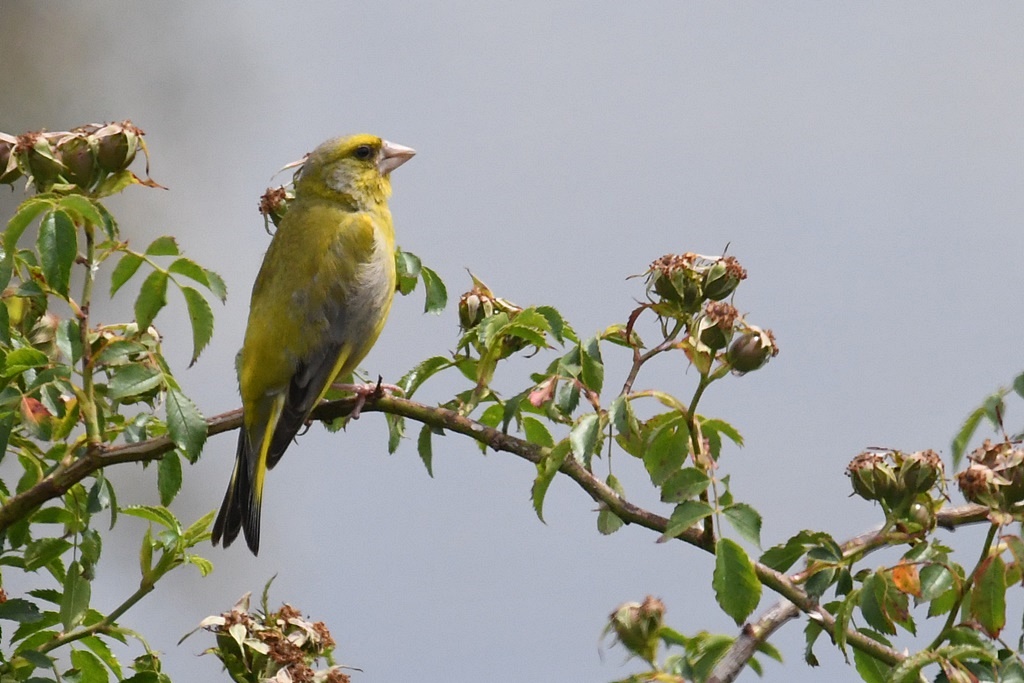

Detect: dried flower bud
[898, 449, 944, 495]
[702, 256, 747, 301]
[726, 326, 778, 375]
[955, 440, 1024, 510]
[696, 301, 738, 350]
[56, 133, 99, 188]
[259, 186, 292, 229]
[0, 133, 22, 185]
[606, 596, 665, 664]
[18, 132, 65, 190]
[95, 120, 142, 172]
[847, 452, 898, 502]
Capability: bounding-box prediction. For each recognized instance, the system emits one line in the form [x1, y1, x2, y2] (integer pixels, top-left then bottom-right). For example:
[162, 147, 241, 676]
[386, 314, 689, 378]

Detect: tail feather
[212, 429, 263, 555]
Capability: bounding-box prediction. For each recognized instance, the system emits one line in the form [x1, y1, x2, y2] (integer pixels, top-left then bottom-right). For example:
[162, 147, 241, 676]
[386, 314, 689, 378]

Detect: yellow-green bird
[212, 134, 415, 555]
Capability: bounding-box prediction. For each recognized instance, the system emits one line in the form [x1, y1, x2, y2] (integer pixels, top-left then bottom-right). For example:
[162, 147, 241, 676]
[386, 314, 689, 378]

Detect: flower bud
[606, 596, 664, 664]
[898, 449, 943, 495]
[847, 452, 899, 503]
[702, 257, 746, 301]
[95, 121, 141, 172]
[726, 326, 778, 375]
[259, 186, 292, 229]
[956, 440, 1024, 510]
[57, 133, 98, 189]
[0, 133, 22, 185]
[696, 301, 738, 350]
[19, 132, 65, 190]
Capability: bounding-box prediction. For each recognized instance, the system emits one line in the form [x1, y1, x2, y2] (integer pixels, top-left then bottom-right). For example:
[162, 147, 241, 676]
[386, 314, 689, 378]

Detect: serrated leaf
[71, 648, 110, 683]
[0, 598, 42, 623]
[531, 441, 570, 522]
[659, 500, 713, 542]
[167, 257, 209, 286]
[417, 424, 434, 477]
[852, 629, 893, 683]
[712, 538, 761, 624]
[580, 336, 604, 395]
[107, 363, 162, 400]
[205, 269, 227, 302]
[5, 198, 51, 255]
[134, 269, 168, 331]
[24, 537, 72, 571]
[79, 634, 122, 679]
[144, 235, 179, 256]
[971, 554, 1006, 637]
[122, 505, 179, 531]
[157, 451, 182, 505]
[395, 249, 421, 295]
[420, 265, 447, 314]
[37, 210, 77, 297]
[180, 286, 214, 365]
[385, 412, 404, 453]
[569, 413, 600, 461]
[701, 417, 744, 447]
[597, 474, 624, 535]
[166, 388, 207, 462]
[59, 562, 91, 631]
[4, 347, 50, 376]
[723, 503, 762, 547]
[109, 252, 144, 296]
[397, 355, 451, 397]
[643, 424, 687, 486]
[859, 572, 896, 635]
[56, 318, 83, 364]
[660, 467, 710, 503]
[522, 416, 554, 448]
[56, 194, 104, 228]
[919, 564, 954, 602]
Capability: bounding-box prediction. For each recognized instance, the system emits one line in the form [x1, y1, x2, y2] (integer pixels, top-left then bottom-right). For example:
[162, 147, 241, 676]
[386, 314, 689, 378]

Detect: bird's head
[295, 134, 415, 209]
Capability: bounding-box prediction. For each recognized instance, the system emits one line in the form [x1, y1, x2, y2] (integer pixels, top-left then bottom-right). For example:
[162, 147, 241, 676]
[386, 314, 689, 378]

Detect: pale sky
[3, 4, 1024, 682]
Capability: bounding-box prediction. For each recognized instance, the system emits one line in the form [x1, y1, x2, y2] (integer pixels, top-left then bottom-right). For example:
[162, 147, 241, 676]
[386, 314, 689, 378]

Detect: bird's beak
[378, 140, 416, 175]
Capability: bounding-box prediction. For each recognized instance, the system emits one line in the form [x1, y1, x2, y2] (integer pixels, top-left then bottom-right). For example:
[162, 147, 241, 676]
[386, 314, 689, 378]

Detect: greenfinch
[212, 134, 415, 554]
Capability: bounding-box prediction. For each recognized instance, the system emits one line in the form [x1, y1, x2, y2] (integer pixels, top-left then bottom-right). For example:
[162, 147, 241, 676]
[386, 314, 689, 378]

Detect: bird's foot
[330, 378, 403, 419]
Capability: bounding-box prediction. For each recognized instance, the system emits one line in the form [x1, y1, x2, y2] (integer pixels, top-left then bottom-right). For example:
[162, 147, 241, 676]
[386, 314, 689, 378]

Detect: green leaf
[144, 235, 179, 256]
[56, 318, 83, 364]
[522, 416, 554, 448]
[919, 564, 954, 602]
[59, 561, 91, 631]
[660, 467, 710, 503]
[420, 265, 447, 314]
[168, 258, 227, 302]
[79, 634, 123, 679]
[712, 538, 761, 624]
[395, 249, 421, 295]
[608, 395, 638, 438]
[569, 413, 601, 461]
[951, 405, 986, 468]
[0, 598, 42, 623]
[4, 197, 51, 255]
[0, 300, 9, 345]
[597, 474, 624, 535]
[859, 572, 896, 635]
[205, 269, 228, 303]
[4, 347, 50, 376]
[166, 388, 206, 462]
[701, 417, 744, 447]
[157, 451, 182, 506]
[723, 503, 762, 547]
[71, 648, 110, 683]
[643, 423, 688, 486]
[109, 252, 144, 296]
[417, 424, 434, 477]
[531, 441, 570, 522]
[56, 194, 104, 228]
[580, 336, 604, 395]
[658, 500, 713, 542]
[107, 363, 162, 400]
[180, 286, 214, 365]
[37, 210, 77, 297]
[122, 505, 179, 531]
[535, 305, 575, 343]
[24, 537, 72, 571]
[852, 629, 894, 683]
[134, 269, 168, 331]
[397, 355, 452, 397]
[971, 554, 1006, 638]
[385, 412, 404, 454]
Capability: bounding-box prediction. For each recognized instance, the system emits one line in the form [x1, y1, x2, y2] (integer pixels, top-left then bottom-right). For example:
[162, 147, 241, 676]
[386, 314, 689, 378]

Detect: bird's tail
[211, 429, 264, 555]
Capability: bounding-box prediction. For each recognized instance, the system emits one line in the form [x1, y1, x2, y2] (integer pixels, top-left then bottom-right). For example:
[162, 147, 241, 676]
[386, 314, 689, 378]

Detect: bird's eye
[353, 145, 373, 160]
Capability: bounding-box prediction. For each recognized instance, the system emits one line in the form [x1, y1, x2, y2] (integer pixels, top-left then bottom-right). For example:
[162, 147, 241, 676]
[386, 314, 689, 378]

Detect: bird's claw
[330, 379, 404, 419]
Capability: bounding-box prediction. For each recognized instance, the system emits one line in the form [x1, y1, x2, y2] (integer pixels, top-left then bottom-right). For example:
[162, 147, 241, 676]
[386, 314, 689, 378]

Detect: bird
[212, 134, 415, 555]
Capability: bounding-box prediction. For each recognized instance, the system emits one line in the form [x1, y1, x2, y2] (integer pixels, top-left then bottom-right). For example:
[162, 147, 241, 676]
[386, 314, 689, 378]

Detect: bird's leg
[330, 376, 404, 419]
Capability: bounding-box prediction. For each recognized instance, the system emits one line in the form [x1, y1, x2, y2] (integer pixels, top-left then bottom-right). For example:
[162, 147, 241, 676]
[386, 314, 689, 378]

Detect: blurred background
[2, 3, 1023, 681]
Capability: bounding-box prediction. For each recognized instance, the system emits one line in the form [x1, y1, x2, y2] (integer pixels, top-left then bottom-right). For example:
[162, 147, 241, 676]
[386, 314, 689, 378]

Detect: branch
[707, 600, 799, 683]
[0, 393, 994, 671]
